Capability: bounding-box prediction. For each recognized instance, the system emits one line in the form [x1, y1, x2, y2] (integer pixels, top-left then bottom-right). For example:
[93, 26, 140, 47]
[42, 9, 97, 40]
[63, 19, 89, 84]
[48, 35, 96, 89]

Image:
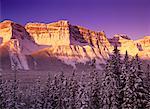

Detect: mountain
[0, 20, 47, 70]
[109, 34, 150, 58]
[135, 36, 150, 59]
[0, 20, 149, 70]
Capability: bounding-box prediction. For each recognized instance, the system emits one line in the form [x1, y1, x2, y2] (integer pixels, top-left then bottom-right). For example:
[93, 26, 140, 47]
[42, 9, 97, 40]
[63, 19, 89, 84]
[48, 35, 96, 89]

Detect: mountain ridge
[0, 20, 149, 70]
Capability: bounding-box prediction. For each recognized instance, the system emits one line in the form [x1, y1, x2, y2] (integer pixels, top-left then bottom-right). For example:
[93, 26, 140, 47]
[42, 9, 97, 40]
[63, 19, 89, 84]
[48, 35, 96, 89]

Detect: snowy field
[1, 69, 103, 85]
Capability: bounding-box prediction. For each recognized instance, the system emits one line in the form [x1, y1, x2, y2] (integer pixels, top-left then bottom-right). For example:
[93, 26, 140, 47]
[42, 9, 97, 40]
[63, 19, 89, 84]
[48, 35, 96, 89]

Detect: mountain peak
[0, 20, 149, 70]
[57, 20, 69, 24]
[1, 20, 13, 24]
[114, 34, 131, 40]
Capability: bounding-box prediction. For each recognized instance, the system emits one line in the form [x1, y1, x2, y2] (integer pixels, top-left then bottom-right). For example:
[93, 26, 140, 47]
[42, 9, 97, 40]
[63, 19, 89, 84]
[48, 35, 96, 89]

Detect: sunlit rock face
[0, 20, 46, 54]
[109, 34, 150, 59]
[69, 25, 111, 49]
[25, 20, 112, 50]
[0, 20, 112, 70]
[0, 20, 45, 70]
[25, 20, 113, 69]
[135, 36, 150, 59]
[0, 20, 149, 70]
[31, 44, 109, 69]
[0, 20, 12, 43]
[25, 20, 70, 46]
[135, 36, 150, 51]
[109, 34, 139, 56]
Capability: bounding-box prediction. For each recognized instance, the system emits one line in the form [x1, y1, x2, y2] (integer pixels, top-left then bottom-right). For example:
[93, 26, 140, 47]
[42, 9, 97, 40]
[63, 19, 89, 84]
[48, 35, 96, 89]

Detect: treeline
[0, 46, 150, 109]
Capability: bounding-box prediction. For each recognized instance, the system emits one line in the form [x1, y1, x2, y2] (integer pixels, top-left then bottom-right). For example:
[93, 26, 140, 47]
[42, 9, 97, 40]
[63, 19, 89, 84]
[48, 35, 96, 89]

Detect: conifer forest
[0, 47, 150, 109]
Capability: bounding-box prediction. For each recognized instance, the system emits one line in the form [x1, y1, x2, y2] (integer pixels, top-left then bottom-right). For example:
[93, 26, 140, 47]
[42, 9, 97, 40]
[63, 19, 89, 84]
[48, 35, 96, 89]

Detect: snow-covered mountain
[109, 34, 150, 58]
[0, 20, 149, 70]
[0, 20, 47, 70]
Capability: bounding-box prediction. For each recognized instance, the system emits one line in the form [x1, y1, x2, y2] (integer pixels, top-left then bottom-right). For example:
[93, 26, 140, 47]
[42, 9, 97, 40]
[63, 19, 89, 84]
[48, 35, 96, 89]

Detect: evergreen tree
[101, 45, 123, 109]
[41, 73, 53, 109]
[77, 72, 90, 109]
[121, 50, 129, 88]
[145, 64, 150, 108]
[68, 71, 79, 109]
[30, 77, 43, 109]
[145, 64, 150, 91]
[134, 54, 143, 78]
[50, 75, 60, 109]
[89, 58, 96, 68]
[0, 72, 7, 109]
[122, 57, 149, 109]
[88, 71, 102, 109]
[6, 65, 24, 109]
[21, 84, 34, 109]
[57, 72, 69, 109]
[48, 72, 69, 109]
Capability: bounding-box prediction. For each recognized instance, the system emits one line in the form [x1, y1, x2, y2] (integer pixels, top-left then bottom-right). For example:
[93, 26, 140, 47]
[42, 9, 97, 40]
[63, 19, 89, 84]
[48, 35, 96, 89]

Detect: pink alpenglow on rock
[0, 20, 149, 70]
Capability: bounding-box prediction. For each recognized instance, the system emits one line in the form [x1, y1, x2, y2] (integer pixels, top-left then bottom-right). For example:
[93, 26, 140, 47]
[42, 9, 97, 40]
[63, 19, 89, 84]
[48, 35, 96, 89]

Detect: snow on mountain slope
[109, 34, 150, 58]
[25, 20, 112, 69]
[135, 36, 150, 59]
[0, 20, 149, 70]
[0, 20, 48, 54]
[135, 36, 150, 51]
[30, 45, 108, 69]
[0, 20, 48, 70]
[8, 39, 29, 70]
[0, 43, 12, 70]
[109, 34, 139, 56]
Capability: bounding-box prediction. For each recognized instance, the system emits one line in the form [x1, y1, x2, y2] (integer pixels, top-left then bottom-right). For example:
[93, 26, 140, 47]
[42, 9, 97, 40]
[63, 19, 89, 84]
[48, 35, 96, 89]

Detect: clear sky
[0, 0, 150, 39]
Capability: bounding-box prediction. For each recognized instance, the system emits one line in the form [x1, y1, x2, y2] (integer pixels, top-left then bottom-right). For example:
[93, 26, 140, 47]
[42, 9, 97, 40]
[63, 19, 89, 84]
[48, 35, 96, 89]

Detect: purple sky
[0, 0, 150, 39]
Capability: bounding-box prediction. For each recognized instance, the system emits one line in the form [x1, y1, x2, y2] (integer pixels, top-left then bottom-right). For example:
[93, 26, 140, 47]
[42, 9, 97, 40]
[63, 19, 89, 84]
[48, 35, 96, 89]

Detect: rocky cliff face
[25, 20, 112, 69]
[109, 34, 150, 58]
[0, 20, 45, 54]
[25, 20, 71, 46]
[25, 20, 112, 50]
[0, 20, 46, 70]
[135, 36, 150, 59]
[135, 36, 150, 51]
[0, 20, 149, 70]
[109, 34, 139, 56]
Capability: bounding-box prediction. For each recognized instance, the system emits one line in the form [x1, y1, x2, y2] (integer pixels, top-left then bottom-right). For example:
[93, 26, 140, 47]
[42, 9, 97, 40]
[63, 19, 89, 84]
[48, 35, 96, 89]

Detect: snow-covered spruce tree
[47, 72, 69, 109]
[122, 56, 149, 109]
[134, 54, 143, 78]
[20, 84, 34, 109]
[89, 58, 96, 68]
[145, 64, 150, 91]
[40, 72, 67, 109]
[76, 72, 90, 109]
[121, 51, 133, 109]
[39, 73, 53, 109]
[57, 72, 70, 109]
[145, 64, 150, 108]
[121, 50, 129, 89]
[88, 70, 102, 109]
[49, 75, 60, 109]
[101, 45, 123, 109]
[67, 71, 79, 109]
[30, 77, 44, 109]
[133, 56, 150, 109]
[0, 72, 7, 109]
[6, 64, 24, 109]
